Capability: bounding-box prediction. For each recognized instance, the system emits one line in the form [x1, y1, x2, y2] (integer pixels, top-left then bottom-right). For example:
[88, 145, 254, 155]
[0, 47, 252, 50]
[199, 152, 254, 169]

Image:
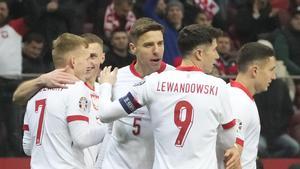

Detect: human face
[72, 45, 101, 82]
[254, 56, 277, 93]
[86, 43, 105, 81]
[115, 2, 132, 17]
[194, 13, 211, 26]
[166, 6, 183, 26]
[200, 39, 219, 73]
[23, 41, 44, 59]
[130, 30, 164, 76]
[216, 36, 231, 54]
[291, 14, 300, 31]
[111, 32, 129, 51]
[0, 2, 9, 25]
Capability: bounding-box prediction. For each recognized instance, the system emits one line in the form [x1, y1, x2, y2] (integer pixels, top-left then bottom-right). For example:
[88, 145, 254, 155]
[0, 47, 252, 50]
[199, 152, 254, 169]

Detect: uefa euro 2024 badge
[78, 97, 91, 113]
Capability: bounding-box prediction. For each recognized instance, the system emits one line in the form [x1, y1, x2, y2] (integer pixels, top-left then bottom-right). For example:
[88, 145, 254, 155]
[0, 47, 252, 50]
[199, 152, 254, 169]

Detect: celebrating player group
[14, 17, 276, 169]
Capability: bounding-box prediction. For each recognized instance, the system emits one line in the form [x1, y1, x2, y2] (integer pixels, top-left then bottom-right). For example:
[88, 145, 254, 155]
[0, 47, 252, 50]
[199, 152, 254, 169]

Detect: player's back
[143, 68, 235, 169]
[24, 82, 89, 169]
[102, 62, 174, 169]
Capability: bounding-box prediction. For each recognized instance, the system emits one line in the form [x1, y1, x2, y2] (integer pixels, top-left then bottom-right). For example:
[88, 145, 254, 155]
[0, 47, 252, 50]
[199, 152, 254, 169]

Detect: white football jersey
[113, 66, 236, 169]
[101, 61, 174, 169]
[217, 81, 260, 169]
[83, 82, 108, 168]
[23, 81, 105, 169]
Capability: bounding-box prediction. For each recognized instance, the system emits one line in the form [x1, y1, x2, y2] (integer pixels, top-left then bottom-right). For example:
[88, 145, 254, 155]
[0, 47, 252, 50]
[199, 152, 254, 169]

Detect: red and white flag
[194, 0, 220, 18]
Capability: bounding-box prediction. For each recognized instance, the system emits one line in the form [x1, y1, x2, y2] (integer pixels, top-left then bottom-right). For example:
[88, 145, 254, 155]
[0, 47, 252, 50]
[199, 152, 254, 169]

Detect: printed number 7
[35, 99, 46, 146]
[174, 101, 194, 147]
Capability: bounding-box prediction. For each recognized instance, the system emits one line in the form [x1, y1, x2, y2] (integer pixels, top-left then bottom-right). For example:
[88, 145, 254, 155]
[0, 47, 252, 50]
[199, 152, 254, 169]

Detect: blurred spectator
[22, 32, 45, 73]
[194, 11, 212, 26]
[102, 29, 134, 69]
[30, 0, 81, 70]
[102, 0, 136, 40]
[235, 0, 280, 44]
[256, 78, 299, 158]
[0, 0, 29, 156]
[214, 33, 238, 76]
[273, 9, 300, 75]
[144, 0, 183, 66]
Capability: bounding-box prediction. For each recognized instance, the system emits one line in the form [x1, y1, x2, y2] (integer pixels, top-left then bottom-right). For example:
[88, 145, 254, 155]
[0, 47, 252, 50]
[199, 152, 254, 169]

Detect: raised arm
[13, 67, 77, 105]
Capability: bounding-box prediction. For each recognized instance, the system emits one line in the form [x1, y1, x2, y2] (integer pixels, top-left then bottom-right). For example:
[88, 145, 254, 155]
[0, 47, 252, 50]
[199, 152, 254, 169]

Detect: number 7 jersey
[23, 81, 105, 169]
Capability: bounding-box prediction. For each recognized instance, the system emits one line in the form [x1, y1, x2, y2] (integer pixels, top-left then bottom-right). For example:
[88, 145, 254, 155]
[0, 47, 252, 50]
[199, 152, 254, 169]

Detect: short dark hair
[81, 33, 103, 47]
[129, 17, 164, 43]
[178, 24, 223, 57]
[237, 42, 275, 72]
[24, 32, 44, 44]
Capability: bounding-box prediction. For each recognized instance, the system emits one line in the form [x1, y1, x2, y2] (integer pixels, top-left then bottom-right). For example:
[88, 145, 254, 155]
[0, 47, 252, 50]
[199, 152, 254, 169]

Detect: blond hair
[52, 33, 88, 68]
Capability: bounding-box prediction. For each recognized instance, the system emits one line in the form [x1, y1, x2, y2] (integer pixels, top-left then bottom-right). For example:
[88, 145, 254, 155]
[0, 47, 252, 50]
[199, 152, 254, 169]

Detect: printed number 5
[35, 99, 46, 145]
[132, 117, 141, 135]
[174, 100, 194, 147]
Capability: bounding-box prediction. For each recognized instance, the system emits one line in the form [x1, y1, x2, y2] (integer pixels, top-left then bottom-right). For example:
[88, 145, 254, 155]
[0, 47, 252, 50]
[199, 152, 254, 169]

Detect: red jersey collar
[84, 82, 95, 91]
[176, 66, 203, 72]
[230, 80, 254, 100]
[129, 60, 167, 78]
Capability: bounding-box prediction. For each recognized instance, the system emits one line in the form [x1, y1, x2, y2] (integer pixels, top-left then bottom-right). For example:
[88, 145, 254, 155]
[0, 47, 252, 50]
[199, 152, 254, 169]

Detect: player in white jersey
[217, 42, 277, 169]
[100, 17, 174, 169]
[98, 25, 237, 169]
[80, 33, 109, 168]
[22, 33, 109, 169]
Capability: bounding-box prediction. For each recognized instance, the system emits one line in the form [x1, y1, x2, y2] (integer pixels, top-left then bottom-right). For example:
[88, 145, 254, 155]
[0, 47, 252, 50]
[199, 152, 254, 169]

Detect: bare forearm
[13, 77, 44, 105]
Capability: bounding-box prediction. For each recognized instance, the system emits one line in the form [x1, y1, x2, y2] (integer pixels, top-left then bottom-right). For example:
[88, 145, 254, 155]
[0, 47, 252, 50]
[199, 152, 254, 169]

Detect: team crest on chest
[78, 97, 91, 113]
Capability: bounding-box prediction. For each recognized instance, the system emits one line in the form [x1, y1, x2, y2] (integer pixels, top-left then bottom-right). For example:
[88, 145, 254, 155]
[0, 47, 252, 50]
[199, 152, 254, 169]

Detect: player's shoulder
[164, 63, 175, 71]
[204, 74, 227, 86]
[117, 65, 130, 75]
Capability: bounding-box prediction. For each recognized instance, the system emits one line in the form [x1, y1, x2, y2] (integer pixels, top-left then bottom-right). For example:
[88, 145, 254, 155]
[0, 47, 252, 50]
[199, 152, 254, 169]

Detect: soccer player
[22, 33, 109, 169]
[217, 42, 277, 169]
[100, 17, 174, 169]
[79, 33, 108, 168]
[98, 24, 237, 169]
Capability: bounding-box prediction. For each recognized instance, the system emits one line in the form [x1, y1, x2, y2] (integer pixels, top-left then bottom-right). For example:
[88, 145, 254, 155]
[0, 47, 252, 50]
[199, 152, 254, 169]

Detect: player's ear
[251, 64, 259, 78]
[70, 55, 76, 69]
[129, 42, 136, 54]
[100, 52, 105, 64]
[195, 48, 203, 61]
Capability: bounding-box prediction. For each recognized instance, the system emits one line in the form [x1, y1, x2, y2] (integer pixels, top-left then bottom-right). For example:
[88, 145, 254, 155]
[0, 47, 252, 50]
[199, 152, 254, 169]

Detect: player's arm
[22, 111, 33, 156]
[218, 84, 237, 149]
[13, 67, 77, 105]
[68, 119, 107, 148]
[66, 83, 108, 149]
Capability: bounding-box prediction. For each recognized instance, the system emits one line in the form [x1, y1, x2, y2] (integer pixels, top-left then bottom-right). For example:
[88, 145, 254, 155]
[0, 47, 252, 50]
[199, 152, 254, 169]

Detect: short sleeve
[218, 84, 236, 130]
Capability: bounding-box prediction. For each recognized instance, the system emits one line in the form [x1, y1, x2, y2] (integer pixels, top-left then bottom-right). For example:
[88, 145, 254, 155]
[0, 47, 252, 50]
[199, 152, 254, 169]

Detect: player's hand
[38, 66, 78, 88]
[224, 145, 242, 169]
[99, 66, 118, 85]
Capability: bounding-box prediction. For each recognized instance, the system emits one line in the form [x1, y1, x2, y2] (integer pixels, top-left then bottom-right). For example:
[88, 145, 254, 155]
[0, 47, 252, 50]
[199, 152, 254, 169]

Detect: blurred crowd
[1, 0, 300, 159]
